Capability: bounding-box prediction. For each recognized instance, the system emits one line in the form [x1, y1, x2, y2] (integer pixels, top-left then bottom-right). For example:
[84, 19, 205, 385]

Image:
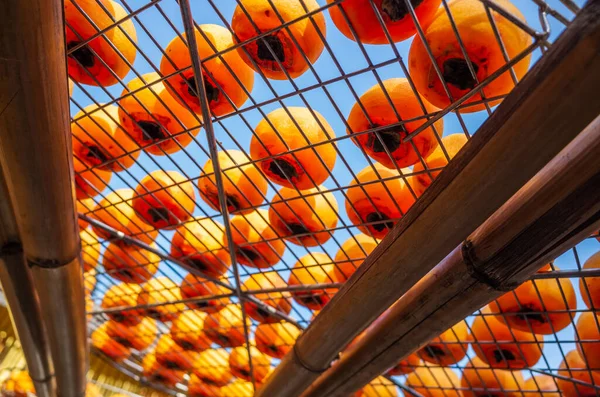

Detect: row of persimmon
[66, 0, 532, 116]
[90, 251, 600, 367]
[0, 373, 102, 397]
[90, 281, 600, 397]
[69, 0, 533, 224]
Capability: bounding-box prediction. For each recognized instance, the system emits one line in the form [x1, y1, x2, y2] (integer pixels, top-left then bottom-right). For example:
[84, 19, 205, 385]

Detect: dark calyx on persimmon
[365, 212, 395, 233]
[423, 345, 446, 359]
[138, 120, 167, 141]
[381, 0, 425, 21]
[366, 126, 403, 155]
[268, 158, 299, 181]
[295, 293, 326, 307]
[184, 75, 220, 104]
[67, 42, 95, 68]
[237, 248, 261, 262]
[257, 35, 286, 63]
[442, 58, 480, 90]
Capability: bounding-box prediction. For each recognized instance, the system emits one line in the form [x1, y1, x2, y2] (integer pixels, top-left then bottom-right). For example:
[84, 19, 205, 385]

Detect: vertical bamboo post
[0, 169, 56, 396]
[0, 0, 88, 395]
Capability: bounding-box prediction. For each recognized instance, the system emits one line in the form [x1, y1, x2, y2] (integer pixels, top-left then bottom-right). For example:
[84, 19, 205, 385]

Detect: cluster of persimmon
[0, 371, 101, 397]
[93, 272, 301, 391]
[377, 257, 600, 397]
[70, 0, 535, 277]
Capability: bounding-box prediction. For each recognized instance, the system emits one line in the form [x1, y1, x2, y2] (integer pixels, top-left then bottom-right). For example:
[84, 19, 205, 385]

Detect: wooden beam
[256, 2, 600, 396]
[302, 116, 600, 396]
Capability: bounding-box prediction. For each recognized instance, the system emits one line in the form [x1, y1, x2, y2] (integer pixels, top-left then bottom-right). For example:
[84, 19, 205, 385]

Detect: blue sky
[72, 0, 598, 391]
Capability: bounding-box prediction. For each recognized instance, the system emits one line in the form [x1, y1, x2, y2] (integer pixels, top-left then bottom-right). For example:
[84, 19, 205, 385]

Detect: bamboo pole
[302, 115, 600, 396]
[0, 0, 88, 395]
[256, 2, 600, 396]
[0, 168, 56, 397]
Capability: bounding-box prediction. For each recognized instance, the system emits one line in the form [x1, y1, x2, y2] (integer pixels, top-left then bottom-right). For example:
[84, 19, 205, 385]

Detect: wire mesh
[25, 0, 599, 395]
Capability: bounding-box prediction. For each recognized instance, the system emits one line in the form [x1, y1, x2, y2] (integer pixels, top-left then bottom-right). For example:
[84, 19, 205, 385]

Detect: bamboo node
[461, 240, 519, 292]
[26, 253, 81, 269]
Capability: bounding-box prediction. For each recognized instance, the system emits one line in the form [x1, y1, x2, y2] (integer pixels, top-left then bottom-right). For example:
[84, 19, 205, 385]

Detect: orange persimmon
[471, 307, 543, 369]
[228, 209, 286, 268]
[229, 345, 272, 382]
[81, 229, 101, 272]
[187, 374, 222, 397]
[409, 0, 532, 112]
[106, 317, 157, 351]
[74, 156, 112, 200]
[118, 73, 201, 156]
[203, 304, 250, 348]
[255, 321, 301, 359]
[72, 105, 139, 172]
[328, 0, 442, 44]
[170, 218, 231, 277]
[197, 150, 268, 214]
[84, 269, 97, 295]
[362, 376, 398, 397]
[250, 107, 337, 189]
[161, 24, 254, 117]
[412, 133, 468, 195]
[576, 311, 600, 369]
[241, 271, 292, 323]
[192, 349, 233, 387]
[179, 273, 231, 313]
[137, 277, 186, 322]
[76, 198, 96, 229]
[332, 234, 379, 282]
[269, 186, 338, 247]
[101, 283, 143, 325]
[406, 366, 460, 397]
[345, 164, 415, 239]
[154, 334, 200, 371]
[419, 320, 469, 366]
[170, 310, 212, 352]
[557, 350, 600, 397]
[85, 384, 102, 397]
[288, 253, 336, 310]
[489, 264, 577, 334]
[86, 295, 94, 322]
[347, 78, 442, 169]
[220, 380, 254, 397]
[1, 371, 35, 397]
[461, 357, 525, 397]
[231, 0, 326, 80]
[133, 170, 195, 229]
[90, 189, 158, 244]
[65, 0, 137, 86]
[102, 242, 159, 284]
[523, 375, 560, 397]
[142, 353, 185, 388]
[386, 353, 422, 376]
[91, 323, 131, 362]
[580, 251, 600, 310]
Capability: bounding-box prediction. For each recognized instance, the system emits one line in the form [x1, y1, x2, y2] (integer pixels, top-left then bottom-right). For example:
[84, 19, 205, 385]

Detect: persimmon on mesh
[59, 0, 596, 395]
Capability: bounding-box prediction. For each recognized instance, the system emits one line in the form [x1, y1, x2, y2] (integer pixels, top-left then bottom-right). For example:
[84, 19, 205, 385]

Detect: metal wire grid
[57, 0, 592, 395]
